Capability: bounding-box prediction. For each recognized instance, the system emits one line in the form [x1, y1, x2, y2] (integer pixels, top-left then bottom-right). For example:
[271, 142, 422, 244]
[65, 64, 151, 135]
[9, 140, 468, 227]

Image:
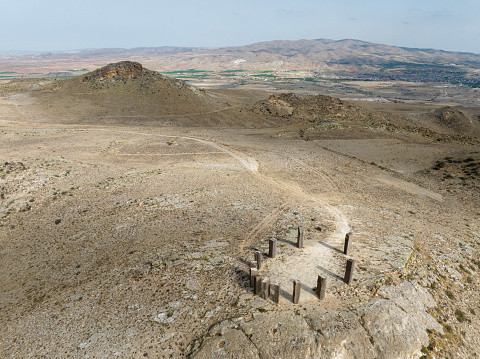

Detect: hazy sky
[1, 0, 479, 53]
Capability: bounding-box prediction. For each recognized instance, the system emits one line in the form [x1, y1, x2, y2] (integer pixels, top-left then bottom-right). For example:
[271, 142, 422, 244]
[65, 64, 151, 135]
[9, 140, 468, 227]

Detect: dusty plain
[0, 64, 479, 358]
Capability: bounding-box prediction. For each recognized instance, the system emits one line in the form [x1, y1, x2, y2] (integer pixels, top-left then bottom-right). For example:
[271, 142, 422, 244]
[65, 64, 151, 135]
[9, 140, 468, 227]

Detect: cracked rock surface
[192, 281, 440, 359]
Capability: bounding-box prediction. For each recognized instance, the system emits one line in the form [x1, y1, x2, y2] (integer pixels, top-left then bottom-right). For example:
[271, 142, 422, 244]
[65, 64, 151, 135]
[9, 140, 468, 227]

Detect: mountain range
[1, 38, 480, 84]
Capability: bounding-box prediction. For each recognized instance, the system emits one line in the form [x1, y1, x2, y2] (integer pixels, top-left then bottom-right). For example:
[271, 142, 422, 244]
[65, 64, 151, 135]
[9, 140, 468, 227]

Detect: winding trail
[91, 128, 352, 303]
[4, 126, 352, 302]
[96, 129, 350, 243]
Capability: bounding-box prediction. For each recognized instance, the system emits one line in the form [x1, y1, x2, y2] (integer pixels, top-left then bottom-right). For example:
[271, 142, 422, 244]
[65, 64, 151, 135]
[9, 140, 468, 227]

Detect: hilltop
[82, 61, 154, 82]
[6, 61, 275, 127]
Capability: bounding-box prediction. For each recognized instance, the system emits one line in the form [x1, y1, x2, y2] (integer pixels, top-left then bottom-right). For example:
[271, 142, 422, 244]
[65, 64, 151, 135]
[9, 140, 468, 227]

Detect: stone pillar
[269, 238, 277, 258]
[254, 251, 262, 270]
[273, 283, 280, 304]
[316, 274, 326, 300]
[293, 280, 301, 304]
[344, 232, 352, 255]
[344, 259, 355, 285]
[261, 277, 270, 300]
[254, 275, 262, 295]
[250, 268, 258, 287]
[297, 226, 304, 249]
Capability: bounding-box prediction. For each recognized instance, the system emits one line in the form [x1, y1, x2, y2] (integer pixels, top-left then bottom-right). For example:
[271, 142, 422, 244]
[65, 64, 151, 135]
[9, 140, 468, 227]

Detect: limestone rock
[264, 96, 294, 117]
[306, 309, 375, 358]
[240, 312, 316, 359]
[83, 61, 150, 82]
[192, 321, 259, 359]
[191, 281, 442, 359]
[360, 281, 443, 359]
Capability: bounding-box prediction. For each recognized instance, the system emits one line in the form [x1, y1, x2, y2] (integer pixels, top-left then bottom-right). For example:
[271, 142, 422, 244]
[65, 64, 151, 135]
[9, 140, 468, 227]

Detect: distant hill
[1, 39, 480, 84]
[19, 61, 273, 127]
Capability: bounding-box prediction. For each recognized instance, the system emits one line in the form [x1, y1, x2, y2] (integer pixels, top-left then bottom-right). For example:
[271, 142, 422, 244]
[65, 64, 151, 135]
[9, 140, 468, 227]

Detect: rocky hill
[22, 61, 272, 127]
[416, 107, 480, 137]
[253, 93, 365, 120]
[251, 93, 480, 144]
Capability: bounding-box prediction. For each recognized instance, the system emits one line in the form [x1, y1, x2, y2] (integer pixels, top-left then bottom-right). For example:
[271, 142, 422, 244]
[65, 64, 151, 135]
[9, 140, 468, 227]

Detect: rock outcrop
[191, 281, 442, 359]
[82, 61, 153, 82]
[434, 107, 475, 134]
[253, 93, 364, 121]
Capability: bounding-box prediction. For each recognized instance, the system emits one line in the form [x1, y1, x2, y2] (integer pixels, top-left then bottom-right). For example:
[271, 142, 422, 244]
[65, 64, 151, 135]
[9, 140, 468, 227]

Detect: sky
[1, 0, 479, 54]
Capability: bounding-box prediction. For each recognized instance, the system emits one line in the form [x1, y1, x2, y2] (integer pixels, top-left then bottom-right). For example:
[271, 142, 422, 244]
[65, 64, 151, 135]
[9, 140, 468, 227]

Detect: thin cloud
[277, 8, 295, 15]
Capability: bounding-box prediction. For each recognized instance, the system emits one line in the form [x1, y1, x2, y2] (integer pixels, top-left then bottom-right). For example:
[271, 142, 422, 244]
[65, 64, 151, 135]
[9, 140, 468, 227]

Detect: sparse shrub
[446, 290, 454, 300]
[455, 309, 466, 322]
[55, 219, 62, 225]
[433, 161, 445, 170]
[459, 264, 471, 274]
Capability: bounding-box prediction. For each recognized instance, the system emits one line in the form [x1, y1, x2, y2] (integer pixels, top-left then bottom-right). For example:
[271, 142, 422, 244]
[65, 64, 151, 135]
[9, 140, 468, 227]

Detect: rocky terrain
[0, 62, 479, 358]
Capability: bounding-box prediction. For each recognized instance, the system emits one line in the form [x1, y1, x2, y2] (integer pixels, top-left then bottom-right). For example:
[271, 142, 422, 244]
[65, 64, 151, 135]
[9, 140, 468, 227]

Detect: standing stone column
[297, 226, 304, 249]
[316, 274, 326, 300]
[273, 283, 280, 304]
[344, 232, 352, 255]
[293, 280, 301, 304]
[269, 238, 277, 258]
[250, 268, 258, 287]
[261, 277, 270, 300]
[254, 275, 262, 295]
[344, 259, 355, 285]
[254, 251, 262, 270]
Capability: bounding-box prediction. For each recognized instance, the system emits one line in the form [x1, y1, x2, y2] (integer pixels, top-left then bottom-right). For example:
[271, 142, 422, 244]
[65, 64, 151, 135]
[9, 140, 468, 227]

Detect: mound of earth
[80, 61, 190, 92]
[253, 93, 364, 121]
[252, 94, 480, 144]
[417, 106, 480, 138]
[434, 107, 476, 134]
[10, 62, 275, 127]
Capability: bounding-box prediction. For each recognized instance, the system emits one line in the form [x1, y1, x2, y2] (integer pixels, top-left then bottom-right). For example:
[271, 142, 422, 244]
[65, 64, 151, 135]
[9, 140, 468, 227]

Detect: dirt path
[3, 125, 352, 304]
[105, 129, 353, 303]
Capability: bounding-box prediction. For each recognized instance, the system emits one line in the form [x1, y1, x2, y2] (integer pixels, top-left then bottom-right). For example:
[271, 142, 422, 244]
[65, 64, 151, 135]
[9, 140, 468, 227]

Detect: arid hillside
[2, 61, 279, 128]
[252, 93, 480, 144]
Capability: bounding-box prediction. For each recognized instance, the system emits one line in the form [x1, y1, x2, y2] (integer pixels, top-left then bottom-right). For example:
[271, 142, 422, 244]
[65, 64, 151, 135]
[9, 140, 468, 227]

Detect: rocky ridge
[81, 60, 190, 90]
[82, 61, 153, 82]
[253, 93, 364, 120]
